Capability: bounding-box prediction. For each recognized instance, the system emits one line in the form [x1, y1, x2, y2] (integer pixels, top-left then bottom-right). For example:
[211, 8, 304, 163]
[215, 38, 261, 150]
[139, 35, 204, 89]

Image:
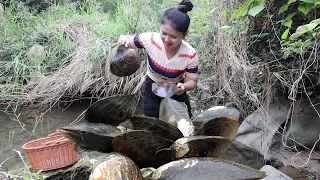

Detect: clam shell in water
[112, 130, 174, 168]
[110, 44, 141, 77]
[89, 153, 143, 180]
[57, 123, 122, 152]
[85, 94, 137, 126]
[153, 157, 267, 180]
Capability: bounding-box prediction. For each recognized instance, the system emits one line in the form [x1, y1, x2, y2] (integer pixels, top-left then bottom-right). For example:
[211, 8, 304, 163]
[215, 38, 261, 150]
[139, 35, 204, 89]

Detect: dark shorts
[142, 75, 192, 118]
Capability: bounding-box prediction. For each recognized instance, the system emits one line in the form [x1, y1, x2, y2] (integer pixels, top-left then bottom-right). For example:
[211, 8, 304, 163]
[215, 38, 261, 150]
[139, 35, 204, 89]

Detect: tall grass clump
[0, 0, 189, 109]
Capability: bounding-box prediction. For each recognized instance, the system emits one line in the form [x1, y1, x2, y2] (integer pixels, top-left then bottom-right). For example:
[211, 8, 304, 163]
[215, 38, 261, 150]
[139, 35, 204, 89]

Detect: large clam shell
[85, 94, 137, 125]
[57, 123, 122, 152]
[110, 44, 141, 77]
[121, 116, 184, 141]
[89, 152, 143, 180]
[171, 136, 232, 159]
[153, 157, 267, 180]
[112, 130, 174, 168]
[195, 117, 239, 141]
[192, 106, 240, 132]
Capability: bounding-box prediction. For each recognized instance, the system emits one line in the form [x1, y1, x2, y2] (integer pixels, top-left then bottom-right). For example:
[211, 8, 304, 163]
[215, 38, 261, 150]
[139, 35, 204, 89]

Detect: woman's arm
[175, 74, 197, 95]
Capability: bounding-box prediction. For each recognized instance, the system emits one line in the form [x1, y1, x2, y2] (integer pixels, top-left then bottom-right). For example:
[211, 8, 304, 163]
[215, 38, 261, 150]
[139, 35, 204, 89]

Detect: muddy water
[0, 100, 92, 171]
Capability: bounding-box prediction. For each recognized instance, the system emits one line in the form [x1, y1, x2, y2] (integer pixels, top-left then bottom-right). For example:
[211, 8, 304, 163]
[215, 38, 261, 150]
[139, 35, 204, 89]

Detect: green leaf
[302, 39, 313, 48]
[282, 28, 290, 39]
[299, 0, 316, 3]
[240, 3, 250, 16]
[221, 26, 232, 33]
[287, 12, 297, 19]
[230, 0, 252, 20]
[304, 23, 319, 31]
[293, 47, 302, 54]
[288, 0, 298, 4]
[298, 2, 314, 15]
[248, 4, 265, 17]
[282, 13, 296, 28]
[282, 19, 293, 28]
[279, 4, 290, 14]
[283, 50, 290, 56]
[221, 10, 228, 17]
[230, 8, 242, 20]
[279, 0, 297, 14]
[243, 24, 249, 32]
[289, 23, 318, 40]
[310, 18, 320, 25]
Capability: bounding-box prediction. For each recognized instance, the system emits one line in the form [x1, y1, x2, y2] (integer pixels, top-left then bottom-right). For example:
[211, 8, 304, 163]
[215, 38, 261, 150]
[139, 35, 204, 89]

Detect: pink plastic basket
[22, 132, 79, 171]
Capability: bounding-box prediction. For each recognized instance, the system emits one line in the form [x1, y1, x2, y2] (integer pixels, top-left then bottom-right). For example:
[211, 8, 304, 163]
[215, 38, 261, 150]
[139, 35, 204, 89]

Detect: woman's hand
[175, 83, 186, 95]
[118, 35, 132, 47]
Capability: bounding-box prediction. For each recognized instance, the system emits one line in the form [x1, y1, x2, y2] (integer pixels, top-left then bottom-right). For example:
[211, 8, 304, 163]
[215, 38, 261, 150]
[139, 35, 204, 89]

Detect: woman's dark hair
[161, 0, 194, 33]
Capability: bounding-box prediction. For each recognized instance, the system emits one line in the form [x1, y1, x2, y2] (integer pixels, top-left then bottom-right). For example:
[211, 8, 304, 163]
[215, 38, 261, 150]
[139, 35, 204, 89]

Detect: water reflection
[0, 100, 91, 171]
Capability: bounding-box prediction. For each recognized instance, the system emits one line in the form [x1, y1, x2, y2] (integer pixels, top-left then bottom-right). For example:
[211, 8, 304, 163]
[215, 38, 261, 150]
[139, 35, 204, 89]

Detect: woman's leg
[142, 76, 163, 118]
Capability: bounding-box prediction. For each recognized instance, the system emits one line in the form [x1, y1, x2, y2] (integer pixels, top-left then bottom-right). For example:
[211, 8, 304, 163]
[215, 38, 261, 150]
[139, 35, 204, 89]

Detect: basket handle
[48, 132, 62, 137]
[43, 137, 70, 146]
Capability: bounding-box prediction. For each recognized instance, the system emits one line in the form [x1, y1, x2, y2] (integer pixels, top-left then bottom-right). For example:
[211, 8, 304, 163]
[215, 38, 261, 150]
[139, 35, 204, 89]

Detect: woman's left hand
[175, 83, 185, 95]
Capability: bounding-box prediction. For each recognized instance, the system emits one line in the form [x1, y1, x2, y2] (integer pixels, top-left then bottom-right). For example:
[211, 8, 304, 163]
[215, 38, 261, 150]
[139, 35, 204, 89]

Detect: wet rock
[235, 100, 290, 156]
[235, 97, 320, 177]
[283, 98, 320, 148]
[278, 165, 310, 180]
[219, 140, 265, 170]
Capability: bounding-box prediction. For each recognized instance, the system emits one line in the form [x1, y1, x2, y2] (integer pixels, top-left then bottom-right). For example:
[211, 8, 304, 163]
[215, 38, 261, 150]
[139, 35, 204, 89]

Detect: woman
[118, 0, 198, 118]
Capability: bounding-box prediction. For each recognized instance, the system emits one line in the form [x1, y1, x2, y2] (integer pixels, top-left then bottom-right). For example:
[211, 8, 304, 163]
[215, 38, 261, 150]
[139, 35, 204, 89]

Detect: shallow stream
[0, 99, 277, 177]
[0, 100, 91, 171]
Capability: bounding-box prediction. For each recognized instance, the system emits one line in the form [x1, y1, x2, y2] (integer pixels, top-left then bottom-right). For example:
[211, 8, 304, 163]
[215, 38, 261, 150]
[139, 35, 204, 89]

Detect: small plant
[223, 0, 319, 56]
[22, 169, 47, 180]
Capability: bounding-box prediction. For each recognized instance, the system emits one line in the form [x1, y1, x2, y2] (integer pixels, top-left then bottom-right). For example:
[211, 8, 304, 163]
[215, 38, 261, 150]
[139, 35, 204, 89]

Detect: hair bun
[178, 0, 194, 13]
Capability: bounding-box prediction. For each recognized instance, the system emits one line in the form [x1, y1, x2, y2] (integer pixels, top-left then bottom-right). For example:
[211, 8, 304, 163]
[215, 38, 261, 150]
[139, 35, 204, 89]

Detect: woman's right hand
[117, 35, 131, 47]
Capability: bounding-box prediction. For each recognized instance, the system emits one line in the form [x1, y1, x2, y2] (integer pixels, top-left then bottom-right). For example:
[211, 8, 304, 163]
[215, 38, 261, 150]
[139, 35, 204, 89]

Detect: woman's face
[160, 23, 186, 51]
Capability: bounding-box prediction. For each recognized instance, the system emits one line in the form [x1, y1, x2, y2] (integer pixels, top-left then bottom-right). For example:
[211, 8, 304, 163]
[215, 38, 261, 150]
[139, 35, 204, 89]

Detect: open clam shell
[192, 106, 240, 132]
[85, 94, 137, 125]
[195, 117, 239, 141]
[110, 44, 141, 77]
[153, 157, 267, 180]
[122, 116, 184, 141]
[171, 136, 232, 159]
[57, 123, 122, 152]
[89, 152, 143, 180]
[112, 130, 174, 168]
